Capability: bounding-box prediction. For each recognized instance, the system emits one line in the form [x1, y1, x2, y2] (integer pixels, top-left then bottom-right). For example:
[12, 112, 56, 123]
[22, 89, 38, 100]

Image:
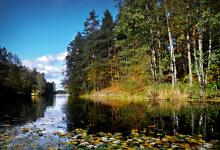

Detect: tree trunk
[166, 10, 177, 87]
[198, 30, 205, 98]
[187, 32, 193, 94]
[158, 47, 163, 83]
[147, 5, 157, 83]
[152, 47, 157, 82]
[157, 19, 163, 83]
[206, 29, 212, 84]
[193, 27, 201, 83]
[186, 4, 193, 94]
[150, 60, 155, 81]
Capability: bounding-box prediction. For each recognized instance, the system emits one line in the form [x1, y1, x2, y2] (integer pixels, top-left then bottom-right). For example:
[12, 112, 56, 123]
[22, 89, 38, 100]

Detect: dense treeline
[0, 47, 55, 97]
[65, 10, 114, 95]
[65, 0, 220, 98]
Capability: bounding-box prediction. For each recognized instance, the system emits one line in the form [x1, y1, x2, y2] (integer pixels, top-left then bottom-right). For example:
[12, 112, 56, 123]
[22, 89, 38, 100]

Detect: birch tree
[165, 0, 177, 87]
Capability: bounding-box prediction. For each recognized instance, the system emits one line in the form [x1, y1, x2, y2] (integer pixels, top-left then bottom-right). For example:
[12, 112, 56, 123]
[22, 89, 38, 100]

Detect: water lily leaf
[22, 127, 29, 133]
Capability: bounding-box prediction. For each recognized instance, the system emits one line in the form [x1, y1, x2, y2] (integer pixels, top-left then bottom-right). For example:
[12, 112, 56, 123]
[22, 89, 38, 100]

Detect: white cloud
[22, 51, 67, 90]
[36, 55, 55, 64]
[56, 52, 67, 61]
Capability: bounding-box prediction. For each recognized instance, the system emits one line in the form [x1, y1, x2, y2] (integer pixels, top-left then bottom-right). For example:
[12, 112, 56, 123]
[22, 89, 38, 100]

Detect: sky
[0, 0, 118, 90]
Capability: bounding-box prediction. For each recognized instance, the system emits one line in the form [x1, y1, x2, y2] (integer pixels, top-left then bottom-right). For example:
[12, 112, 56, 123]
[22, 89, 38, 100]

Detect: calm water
[0, 94, 220, 141]
[67, 98, 220, 140]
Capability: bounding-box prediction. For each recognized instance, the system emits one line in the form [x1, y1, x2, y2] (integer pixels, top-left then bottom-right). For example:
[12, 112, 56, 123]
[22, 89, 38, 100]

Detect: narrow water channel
[0, 94, 70, 149]
[0, 94, 68, 133]
[24, 94, 68, 133]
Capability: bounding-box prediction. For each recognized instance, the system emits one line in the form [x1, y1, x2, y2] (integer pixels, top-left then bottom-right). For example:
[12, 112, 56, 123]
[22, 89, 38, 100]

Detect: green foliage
[0, 47, 55, 96]
[65, 0, 220, 98]
[65, 10, 115, 95]
[207, 49, 220, 89]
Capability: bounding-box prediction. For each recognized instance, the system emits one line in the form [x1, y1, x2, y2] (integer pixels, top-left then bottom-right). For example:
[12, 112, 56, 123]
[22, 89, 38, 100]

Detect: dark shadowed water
[0, 94, 220, 141]
[0, 94, 67, 133]
[66, 98, 220, 141]
[0, 95, 53, 127]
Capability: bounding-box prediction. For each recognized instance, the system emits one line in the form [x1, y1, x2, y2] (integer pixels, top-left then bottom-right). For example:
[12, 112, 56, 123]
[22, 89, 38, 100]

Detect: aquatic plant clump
[0, 128, 219, 149]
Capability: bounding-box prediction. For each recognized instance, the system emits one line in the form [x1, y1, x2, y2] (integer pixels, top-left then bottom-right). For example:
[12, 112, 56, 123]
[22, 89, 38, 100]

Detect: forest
[65, 0, 220, 100]
[0, 47, 55, 97]
[1, 0, 220, 149]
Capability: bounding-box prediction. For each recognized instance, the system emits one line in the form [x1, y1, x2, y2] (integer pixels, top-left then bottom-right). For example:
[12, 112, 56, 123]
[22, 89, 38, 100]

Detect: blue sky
[0, 0, 117, 89]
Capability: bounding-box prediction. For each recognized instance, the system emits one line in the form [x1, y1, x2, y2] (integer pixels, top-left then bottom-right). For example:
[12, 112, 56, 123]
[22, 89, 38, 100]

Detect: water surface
[1, 95, 220, 141]
[24, 94, 68, 133]
[67, 98, 220, 141]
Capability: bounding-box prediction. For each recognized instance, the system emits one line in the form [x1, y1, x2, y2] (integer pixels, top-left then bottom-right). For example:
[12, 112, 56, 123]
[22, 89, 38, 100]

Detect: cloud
[36, 55, 55, 63]
[22, 51, 67, 90]
[56, 52, 67, 61]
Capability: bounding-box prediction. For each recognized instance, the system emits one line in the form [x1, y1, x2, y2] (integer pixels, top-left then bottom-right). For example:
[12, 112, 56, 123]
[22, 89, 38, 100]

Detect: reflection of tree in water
[0, 95, 54, 126]
[66, 97, 220, 140]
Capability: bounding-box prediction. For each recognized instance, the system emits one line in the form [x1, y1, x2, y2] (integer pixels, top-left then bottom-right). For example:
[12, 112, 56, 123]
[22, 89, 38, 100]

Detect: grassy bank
[80, 82, 220, 102]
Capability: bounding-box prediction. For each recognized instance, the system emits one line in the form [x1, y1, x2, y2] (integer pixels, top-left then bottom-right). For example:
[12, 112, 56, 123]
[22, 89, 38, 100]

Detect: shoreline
[80, 87, 220, 103]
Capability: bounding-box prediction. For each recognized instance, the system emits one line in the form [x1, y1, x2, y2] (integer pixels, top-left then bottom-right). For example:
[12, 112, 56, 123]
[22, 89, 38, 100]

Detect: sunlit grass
[81, 81, 220, 104]
[81, 83, 190, 103]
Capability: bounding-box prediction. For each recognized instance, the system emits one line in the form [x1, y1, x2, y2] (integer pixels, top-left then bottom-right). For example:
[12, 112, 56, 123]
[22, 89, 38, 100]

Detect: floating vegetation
[0, 128, 219, 149]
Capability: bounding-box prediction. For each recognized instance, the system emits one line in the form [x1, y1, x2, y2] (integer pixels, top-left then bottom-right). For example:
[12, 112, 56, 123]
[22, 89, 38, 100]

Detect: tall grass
[80, 80, 220, 102]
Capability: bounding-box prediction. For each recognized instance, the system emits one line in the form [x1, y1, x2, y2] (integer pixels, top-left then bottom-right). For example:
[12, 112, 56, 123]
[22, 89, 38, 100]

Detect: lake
[66, 97, 220, 141]
[0, 94, 220, 146]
